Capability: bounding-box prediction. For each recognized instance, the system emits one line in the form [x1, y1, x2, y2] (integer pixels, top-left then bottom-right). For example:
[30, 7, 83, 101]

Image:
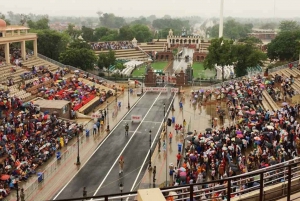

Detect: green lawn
[151, 61, 168, 70]
[192, 62, 215, 79]
[131, 65, 147, 77]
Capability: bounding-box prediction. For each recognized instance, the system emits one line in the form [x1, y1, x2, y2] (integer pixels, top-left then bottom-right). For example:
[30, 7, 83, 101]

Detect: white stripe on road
[53, 92, 147, 200]
[128, 94, 176, 196]
[92, 92, 162, 197]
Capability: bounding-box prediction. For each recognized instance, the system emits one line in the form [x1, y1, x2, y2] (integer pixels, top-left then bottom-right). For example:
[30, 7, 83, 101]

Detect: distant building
[248, 28, 277, 44]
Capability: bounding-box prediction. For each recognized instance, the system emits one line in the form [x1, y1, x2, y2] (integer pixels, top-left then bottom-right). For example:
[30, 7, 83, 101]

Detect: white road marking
[92, 92, 162, 197]
[53, 92, 147, 200]
[128, 94, 176, 198]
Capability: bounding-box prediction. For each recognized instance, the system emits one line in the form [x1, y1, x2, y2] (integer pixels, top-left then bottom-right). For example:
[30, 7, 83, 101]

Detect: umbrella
[179, 167, 186, 172]
[271, 119, 279, 122]
[179, 172, 187, 177]
[237, 134, 244, 139]
[254, 136, 261, 141]
[235, 138, 242, 144]
[186, 136, 193, 141]
[193, 139, 200, 144]
[222, 147, 228, 151]
[0, 174, 9, 181]
[266, 125, 274, 130]
[168, 191, 178, 199]
[282, 102, 288, 106]
[216, 143, 223, 148]
[187, 131, 193, 135]
[213, 136, 220, 141]
[236, 130, 242, 134]
[206, 128, 212, 132]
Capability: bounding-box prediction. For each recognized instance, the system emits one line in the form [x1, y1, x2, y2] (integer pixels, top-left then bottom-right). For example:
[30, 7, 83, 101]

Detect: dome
[0, 19, 7, 28]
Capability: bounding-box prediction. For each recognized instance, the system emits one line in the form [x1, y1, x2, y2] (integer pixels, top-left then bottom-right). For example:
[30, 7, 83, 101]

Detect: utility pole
[219, 0, 224, 38]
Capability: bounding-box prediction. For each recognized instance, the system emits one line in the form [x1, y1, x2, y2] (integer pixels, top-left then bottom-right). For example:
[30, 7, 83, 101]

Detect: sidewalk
[139, 87, 231, 189]
[7, 91, 140, 201]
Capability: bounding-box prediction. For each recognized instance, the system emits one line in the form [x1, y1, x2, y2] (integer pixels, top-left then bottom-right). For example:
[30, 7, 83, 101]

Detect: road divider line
[92, 92, 162, 197]
[53, 92, 147, 200]
[128, 94, 176, 199]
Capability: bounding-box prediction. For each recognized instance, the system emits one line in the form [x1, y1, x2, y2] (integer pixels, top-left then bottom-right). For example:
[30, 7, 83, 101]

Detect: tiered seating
[262, 90, 280, 111]
[95, 49, 148, 61]
[22, 57, 59, 72]
[138, 42, 166, 52]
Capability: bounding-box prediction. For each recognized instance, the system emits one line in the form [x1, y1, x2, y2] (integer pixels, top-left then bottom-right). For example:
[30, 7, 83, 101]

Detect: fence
[52, 157, 300, 201]
[36, 53, 115, 85]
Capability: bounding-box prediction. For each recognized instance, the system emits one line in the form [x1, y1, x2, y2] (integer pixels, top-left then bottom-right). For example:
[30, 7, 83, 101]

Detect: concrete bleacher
[262, 90, 280, 111]
[95, 49, 148, 61]
[138, 43, 166, 52]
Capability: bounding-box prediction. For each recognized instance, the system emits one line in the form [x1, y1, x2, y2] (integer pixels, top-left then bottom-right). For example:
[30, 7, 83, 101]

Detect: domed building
[0, 19, 37, 64]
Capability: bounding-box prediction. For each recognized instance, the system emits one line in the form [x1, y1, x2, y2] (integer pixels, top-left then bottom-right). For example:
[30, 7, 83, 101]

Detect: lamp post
[148, 130, 152, 170]
[115, 89, 117, 103]
[119, 183, 123, 201]
[164, 103, 168, 187]
[107, 101, 109, 125]
[16, 181, 19, 201]
[141, 76, 144, 94]
[76, 130, 81, 165]
[127, 82, 130, 109]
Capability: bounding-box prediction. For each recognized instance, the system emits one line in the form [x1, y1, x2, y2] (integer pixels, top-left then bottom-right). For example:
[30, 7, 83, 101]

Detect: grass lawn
[192, 62, 215, 79]
[151, 61, 168, 70]
[131, 65, 147, 77]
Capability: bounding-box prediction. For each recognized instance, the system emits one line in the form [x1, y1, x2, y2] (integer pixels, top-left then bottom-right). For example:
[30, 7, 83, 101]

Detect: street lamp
[127, 82, 130, 109]
[115, 89, 117, 103]
[141, 76, 144, 94]
[119, 183, 123, 201]
[148, 130, 152, 170]
[163, 103, 168, 187]
[76, 131, 81, 165]
[107, 101, 109, 125]
[16, 181, 19, 201]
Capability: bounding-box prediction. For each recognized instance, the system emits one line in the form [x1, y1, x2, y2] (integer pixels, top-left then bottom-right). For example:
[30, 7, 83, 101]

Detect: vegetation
[151, 61, 168, 70]
[97, 50, 116, 69]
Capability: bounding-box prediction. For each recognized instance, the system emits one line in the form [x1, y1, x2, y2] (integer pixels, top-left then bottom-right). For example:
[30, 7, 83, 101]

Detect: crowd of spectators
[166, 71, 300, 200]
[91, 41, 134, 51]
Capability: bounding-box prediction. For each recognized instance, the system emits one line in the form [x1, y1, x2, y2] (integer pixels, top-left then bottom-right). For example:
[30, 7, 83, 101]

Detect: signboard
[131, 115, 142, 122]
[171, 88, 179, 93]
[91, 113, 101, 119]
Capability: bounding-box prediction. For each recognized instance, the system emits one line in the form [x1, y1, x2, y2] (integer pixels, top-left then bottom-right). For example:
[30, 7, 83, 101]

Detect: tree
[0, 13, 11, 25]
[204, 38, 234, 81]
[267, 30, 300, 61]
[260, 22, 277, 30]
[81, 26, 97, 42]
[59, 48, 97, 71]
[65, 23, 82, 40]
[27, 17, 50, 30]
[97, 50, 116, 69]
[27, 30, 70, 61]
[100, 13, 126, 29]
[119, 25, 134, 40]
[279, 20, 300, 32]
[233, 43, 267, 77]
[68, 39, 91, 50]
[238, 36, 262, 44]
[131, 24, 153, 42]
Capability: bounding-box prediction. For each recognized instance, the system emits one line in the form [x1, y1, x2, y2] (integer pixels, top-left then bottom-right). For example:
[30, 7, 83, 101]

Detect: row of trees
[204, 37, 267, 79]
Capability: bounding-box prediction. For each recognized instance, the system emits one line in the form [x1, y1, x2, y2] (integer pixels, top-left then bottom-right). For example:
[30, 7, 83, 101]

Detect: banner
[144, 87, 178, 93]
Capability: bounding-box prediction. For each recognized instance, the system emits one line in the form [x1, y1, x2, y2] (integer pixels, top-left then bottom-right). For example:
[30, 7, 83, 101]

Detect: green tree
[100, 13, 126, 29]
[267, 30, 300, 61]
[131, 24, 153, 42]
[119, 25, 134, 40]
[233, 43, 267, 77]
[97, 50, 116, 69]
[94, 27, 110, 40]
[27, 17, 50, 30]
[238, 36, 262, 44]
[115, 62, 125, 70]
[279, 20, 300, 32]
[204, 38, 234, 81]
[65, 23, 82, 40]
[81, 26, 97, 42]
[0, 13, 11, 25]
[260, 22, 278, 30]
[59, 48, 97, 71]
[68, 39, 91, 50]
[27, 29, 70, 60]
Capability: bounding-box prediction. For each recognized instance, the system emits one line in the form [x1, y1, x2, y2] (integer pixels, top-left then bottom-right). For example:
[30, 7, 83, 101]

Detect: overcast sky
[2, 0, 300, 18]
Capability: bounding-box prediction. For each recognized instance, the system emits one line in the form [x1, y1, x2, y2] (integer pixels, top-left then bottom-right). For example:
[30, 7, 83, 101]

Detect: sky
[2, 0, 300, 18]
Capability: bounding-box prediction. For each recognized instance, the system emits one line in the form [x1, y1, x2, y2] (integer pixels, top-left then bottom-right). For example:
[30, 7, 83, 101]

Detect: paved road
[54, 92, 172, 199]
[173, 48, 194, 73]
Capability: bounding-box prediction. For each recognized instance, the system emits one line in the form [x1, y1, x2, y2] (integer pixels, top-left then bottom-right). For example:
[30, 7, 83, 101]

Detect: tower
[219, 0, 224, 38]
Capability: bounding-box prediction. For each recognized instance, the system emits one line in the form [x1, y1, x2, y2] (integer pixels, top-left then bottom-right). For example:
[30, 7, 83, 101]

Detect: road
[53, 92, 172, 199]
[173, 48, 194, 73]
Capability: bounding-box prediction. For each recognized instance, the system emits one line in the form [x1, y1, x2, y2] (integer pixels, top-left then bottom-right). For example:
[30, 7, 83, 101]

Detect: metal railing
[52, 157, 300, 201]
[36, 53, 115, 85]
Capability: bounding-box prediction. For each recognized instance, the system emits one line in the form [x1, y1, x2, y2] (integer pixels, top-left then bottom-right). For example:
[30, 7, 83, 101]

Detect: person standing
[176, 152, 182, 167]
[125, 124, 129, 136]
[158, 138, 161, 152]
[83, 187, 87, 200]
[169, 132, 173, 144]
[93, 123, 97, 135]
[119, 156, 124, 174]
[152, 166, 156, 182]
[20, 188, 25, 201]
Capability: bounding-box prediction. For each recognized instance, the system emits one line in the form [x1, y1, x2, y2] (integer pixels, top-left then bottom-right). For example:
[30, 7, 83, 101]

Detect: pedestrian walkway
[7, 91, 140, 201]
[139, 87, 224, 189]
